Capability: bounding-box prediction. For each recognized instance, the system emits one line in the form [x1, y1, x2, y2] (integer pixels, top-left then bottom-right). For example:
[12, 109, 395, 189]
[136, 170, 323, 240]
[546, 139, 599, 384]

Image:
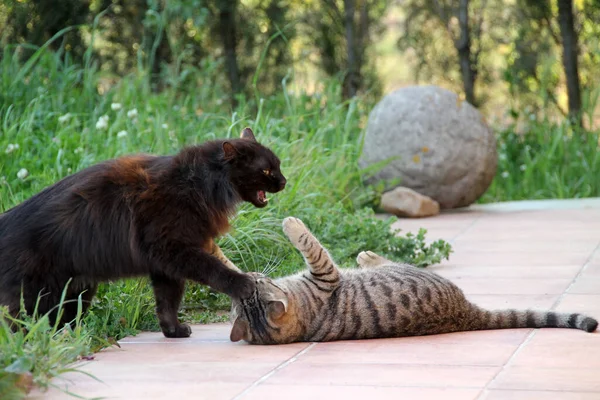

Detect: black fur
[0, 130, 286, 338]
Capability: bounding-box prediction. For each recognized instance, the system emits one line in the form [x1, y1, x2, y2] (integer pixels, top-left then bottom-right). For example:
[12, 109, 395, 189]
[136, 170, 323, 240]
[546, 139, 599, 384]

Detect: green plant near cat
[0, 288, 96, 400]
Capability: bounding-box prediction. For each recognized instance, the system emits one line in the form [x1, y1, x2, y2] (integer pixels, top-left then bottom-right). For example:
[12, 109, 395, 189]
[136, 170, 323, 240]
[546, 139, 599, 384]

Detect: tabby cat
[0, 128, 286, 338]
[230, 217, 598, 344]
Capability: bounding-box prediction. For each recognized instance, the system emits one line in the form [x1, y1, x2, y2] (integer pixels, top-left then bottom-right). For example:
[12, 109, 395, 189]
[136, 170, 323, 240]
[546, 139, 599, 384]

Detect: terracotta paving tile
[450, 240, 599, 253]
[32, 381, 248, 400]
[430, 264, 582, 279]
[481, 389, 600, 400]
[119, 322, 232, 343]
[579, 263, 600, 277]
[457, 230, 600, 242]
[555, 294, 600, 317]
[265, 362, 500, 388]
[464, 294, 559, 310]
[526, 329, 600, 346]
[296, 339, 521, 367]
[305, 329, 532, 347]
[83, 341, 309, 363]
[241, 385, 481, 400]
[445, 277, 572, 295]
[446, 252, 592, 267]
[489, 366, 600, 392]
[509, 334, 600, 368]
[568, 276, 600, 294]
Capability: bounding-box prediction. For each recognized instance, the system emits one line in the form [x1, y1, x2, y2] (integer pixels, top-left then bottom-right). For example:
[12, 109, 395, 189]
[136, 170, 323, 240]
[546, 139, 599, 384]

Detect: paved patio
[33, 199, 600, 400]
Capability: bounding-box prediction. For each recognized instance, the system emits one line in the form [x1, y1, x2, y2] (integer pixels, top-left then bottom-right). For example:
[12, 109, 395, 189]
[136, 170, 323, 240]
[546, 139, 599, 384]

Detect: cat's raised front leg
[357, 251, 393, 268]
[282, 217, 340, 286]
[207, 240, 241, 272]
[150, 273, 191, 338]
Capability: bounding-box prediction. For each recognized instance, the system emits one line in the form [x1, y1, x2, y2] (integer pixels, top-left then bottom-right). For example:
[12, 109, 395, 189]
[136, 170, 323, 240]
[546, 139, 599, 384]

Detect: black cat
[0, 128, 286, 338]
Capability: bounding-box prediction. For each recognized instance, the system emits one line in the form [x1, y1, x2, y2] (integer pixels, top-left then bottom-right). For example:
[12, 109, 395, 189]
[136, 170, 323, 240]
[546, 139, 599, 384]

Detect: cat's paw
[357, 251, 389, 268]
[282, 217, 309, 245]
[232, 274, 256, 300]
[162, 323, 192, 338]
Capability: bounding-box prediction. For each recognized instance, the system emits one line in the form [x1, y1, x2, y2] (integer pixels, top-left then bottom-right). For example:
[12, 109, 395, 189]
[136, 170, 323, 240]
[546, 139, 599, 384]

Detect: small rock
[380, 187, 440, 218]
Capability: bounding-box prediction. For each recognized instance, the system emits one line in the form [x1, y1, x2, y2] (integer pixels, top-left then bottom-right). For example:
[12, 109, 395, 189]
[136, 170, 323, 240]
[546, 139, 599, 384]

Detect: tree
[1, 0, 91, 61]
[303, 0, 388, 99]
[557, 0, 582, 125]
[398, 0, 489, 106]
[215, 0, 242, 100]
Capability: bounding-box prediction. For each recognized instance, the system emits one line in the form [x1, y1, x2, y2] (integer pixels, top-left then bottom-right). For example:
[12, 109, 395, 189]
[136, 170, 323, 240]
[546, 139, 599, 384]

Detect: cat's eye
[262, 169, 271, 176]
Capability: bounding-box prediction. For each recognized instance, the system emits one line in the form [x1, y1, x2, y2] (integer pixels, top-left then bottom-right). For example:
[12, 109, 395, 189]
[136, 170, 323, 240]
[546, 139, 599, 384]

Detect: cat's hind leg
[357, 251, 393, 268]
[150, 273, 191, 338]
[282, 217, 340, 285]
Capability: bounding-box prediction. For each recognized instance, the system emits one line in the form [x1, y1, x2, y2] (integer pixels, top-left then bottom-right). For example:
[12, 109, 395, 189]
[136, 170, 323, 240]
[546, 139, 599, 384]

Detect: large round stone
[359, 85, 497, 209]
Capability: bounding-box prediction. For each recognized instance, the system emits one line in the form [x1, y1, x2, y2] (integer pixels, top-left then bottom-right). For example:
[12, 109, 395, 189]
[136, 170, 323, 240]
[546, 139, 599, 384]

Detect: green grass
[0, 44, 452, 398]
[481, 116, 600, 203]
[0, 287, 96, 400]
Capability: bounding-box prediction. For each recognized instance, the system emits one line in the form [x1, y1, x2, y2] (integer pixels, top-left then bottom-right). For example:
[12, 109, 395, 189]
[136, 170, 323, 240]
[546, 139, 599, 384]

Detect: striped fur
[229, 217, 598, 344]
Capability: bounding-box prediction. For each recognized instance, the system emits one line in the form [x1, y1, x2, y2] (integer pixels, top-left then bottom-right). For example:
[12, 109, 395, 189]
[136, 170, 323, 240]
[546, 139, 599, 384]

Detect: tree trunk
[455, 0, 476, 105]
[217, 0, 241, 107]
[557, 0, 582, 126]
[343, 0, 359, 99]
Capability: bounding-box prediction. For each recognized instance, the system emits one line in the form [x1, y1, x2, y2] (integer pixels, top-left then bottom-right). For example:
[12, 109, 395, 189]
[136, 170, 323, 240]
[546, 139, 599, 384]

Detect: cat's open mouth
[257, 190, 268, 205]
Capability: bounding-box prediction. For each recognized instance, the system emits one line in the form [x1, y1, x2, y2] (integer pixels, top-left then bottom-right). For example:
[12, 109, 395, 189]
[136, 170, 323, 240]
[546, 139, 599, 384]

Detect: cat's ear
[230, 318, 249, 342]
[268, 300, 288, 320]
[240, 127, 257, 142]
[222, 141, 238, 161]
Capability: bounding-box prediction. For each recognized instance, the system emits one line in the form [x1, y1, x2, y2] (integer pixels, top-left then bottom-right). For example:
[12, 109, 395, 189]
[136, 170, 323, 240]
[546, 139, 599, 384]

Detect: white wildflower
[117, 130, 128, 138]
[499, 153, 507, 161]
[58, 113, 72, 123]
[162, 123, 168, 129]
[96, 115, 109, 130]
[111, 103, 122, 111]
[5, 143, 19, 154]
[520, 164, 526, 171]
[74, 147, 83, 154]
[17, 168, 29, 180]
[67, 168, 72, 173]
[127, 108, 138, 119]
[501, 171, 510, 179]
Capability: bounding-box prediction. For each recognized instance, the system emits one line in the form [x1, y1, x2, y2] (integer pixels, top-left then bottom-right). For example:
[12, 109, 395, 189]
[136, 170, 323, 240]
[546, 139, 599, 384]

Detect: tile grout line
[447, 213, 484, 245]
[231, 342, 317, 400]
[549, 239, 600, 311]
[475, 329, 537, 400]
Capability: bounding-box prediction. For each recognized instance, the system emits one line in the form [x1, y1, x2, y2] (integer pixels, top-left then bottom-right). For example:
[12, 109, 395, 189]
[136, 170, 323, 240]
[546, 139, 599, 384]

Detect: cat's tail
[467, 305, 598, 333]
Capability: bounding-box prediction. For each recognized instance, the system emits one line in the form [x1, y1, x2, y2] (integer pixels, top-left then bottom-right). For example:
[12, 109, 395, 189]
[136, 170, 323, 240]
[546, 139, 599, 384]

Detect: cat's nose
[279, 177, 287, 191]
